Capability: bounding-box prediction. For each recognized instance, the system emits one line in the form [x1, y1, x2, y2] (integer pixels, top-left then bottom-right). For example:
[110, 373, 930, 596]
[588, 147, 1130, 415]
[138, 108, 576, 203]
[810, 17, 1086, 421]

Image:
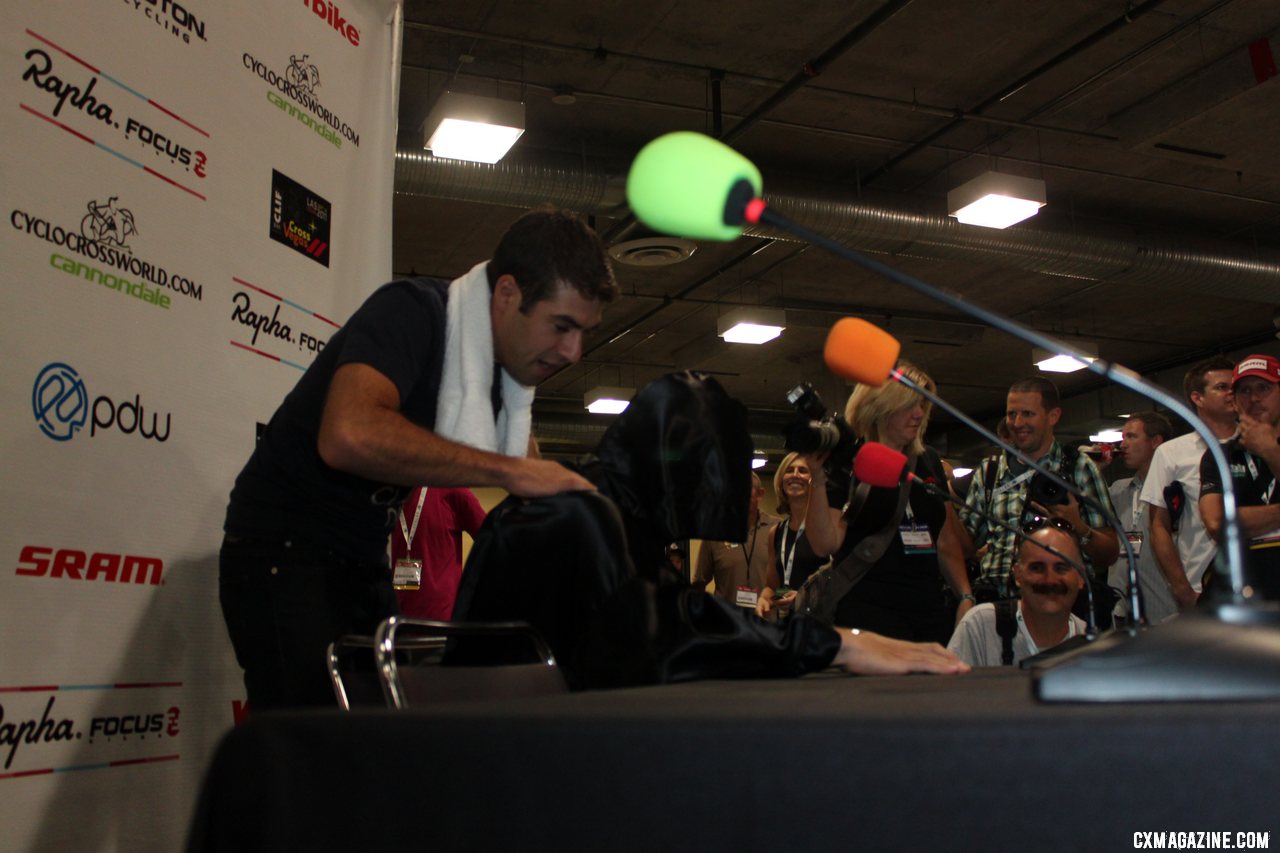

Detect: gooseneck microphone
[824, 317, 1143, 627]
[854, 442, 1100, 638]
[625, 131, 1245, 606]
[627, 131, 1280, 702]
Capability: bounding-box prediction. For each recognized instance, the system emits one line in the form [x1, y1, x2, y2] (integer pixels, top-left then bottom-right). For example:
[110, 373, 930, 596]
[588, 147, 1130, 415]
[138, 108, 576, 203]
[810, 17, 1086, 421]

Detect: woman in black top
[804, 361, 975, 644]
[756, 452, 829, 619]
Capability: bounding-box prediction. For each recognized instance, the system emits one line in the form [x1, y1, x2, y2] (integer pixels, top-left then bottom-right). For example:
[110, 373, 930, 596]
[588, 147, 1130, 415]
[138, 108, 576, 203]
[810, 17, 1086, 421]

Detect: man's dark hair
[488, 207, 618, 310]
[1008, 376, 1060, 411]
[1183, 356, 1236, 404]
[1129, 411, 1173, 442]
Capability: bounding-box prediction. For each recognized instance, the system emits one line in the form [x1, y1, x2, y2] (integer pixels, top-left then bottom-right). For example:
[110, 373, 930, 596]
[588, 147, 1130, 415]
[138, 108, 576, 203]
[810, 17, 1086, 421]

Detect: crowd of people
[217, 205, 1280, 709]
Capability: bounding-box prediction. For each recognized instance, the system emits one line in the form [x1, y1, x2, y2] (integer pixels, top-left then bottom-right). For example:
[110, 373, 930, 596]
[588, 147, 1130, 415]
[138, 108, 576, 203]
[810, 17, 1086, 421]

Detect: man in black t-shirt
[1200, 353, 1280, 600]
[220, 209, 619, 710]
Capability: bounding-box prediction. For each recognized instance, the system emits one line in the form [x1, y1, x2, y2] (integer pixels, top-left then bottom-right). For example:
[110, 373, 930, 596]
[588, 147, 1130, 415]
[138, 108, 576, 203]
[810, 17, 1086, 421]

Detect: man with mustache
[947, 524, 1087, 666]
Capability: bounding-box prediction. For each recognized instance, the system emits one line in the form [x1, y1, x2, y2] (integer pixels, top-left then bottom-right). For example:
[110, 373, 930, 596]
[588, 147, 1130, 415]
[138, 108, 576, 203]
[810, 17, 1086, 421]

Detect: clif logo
[303, 0, 360, 46]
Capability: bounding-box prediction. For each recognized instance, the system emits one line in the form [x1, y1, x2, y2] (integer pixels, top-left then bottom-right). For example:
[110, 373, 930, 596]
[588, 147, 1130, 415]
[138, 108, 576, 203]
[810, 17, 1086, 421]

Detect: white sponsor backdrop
[1, 1, 402, 849]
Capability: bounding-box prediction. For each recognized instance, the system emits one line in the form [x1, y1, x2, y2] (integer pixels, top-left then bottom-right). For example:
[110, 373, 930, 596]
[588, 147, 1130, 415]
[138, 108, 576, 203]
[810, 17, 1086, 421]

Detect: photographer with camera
[791, 362, 975, 644]
[962, 377, 1118, 616]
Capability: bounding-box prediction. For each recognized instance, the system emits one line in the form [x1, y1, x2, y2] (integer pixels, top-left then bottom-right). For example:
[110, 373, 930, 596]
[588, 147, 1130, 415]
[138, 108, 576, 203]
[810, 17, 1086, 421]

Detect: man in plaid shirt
[963, 377, 1119, 598]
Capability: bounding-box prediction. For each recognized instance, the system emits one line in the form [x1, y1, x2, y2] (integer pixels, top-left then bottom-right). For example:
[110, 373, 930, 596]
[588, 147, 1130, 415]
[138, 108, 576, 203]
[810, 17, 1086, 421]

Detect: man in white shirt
[1109, 412, 1174, 624]
[947, 524, 1088, 667]
[1139, 357, 1237, 610]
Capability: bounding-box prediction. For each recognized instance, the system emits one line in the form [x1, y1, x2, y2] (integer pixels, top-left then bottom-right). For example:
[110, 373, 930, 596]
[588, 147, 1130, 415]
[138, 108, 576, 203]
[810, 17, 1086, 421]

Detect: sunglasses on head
[1021, 515, 1078, 538]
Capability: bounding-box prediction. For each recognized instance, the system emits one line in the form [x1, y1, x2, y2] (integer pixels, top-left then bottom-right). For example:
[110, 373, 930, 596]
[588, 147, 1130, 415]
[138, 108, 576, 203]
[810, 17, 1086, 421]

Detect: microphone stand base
[1033, 603, 1280, 703]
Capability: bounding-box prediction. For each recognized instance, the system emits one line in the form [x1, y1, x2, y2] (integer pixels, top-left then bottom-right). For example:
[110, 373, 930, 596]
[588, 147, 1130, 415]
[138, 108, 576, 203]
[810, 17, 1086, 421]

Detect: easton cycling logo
[31, 363, 172, 443]
[241, 51, 360, 149]
[303, 0, 360, 46]
[122, 0, 208, 45]
[269, 169, 330, 266]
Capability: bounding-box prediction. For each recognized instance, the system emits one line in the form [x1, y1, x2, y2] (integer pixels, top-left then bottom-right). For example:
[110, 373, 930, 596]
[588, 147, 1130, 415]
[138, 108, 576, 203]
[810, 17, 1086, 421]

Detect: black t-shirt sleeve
[1200, 446, 1223, 497]
[334, 281, 442, 407]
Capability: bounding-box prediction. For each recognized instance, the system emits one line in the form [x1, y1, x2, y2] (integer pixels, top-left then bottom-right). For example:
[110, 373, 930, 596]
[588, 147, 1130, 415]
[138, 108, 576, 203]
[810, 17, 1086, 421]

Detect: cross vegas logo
[31, 362, 172, 443]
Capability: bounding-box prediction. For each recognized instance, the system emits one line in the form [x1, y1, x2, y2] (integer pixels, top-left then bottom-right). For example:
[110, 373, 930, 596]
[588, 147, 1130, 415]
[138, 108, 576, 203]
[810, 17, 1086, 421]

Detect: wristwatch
[959, 593, 977, 605]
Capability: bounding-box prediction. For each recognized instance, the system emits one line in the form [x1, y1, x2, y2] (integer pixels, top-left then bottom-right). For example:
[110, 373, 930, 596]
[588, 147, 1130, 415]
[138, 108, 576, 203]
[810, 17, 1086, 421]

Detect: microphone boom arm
[751, 202, 1247, 606]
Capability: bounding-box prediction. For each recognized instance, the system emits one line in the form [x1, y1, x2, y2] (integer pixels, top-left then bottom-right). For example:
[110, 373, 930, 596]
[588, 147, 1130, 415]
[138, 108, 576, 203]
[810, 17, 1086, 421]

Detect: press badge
[900, 524, 936, 554]
[735, 586, 759, 608]
[1125, 531, 1144, 557]
[392, 558, 423, 590]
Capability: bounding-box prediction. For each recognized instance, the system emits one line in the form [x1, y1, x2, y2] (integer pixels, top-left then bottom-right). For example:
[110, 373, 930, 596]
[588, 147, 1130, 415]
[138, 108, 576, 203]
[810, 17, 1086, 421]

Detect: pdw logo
[32, 362, 171, 443]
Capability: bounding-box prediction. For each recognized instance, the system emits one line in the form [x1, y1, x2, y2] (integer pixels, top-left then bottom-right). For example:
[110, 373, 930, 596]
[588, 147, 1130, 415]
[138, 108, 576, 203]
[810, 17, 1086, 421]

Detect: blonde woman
[756, 452, 829, 619]
[804, 361, 975, 643]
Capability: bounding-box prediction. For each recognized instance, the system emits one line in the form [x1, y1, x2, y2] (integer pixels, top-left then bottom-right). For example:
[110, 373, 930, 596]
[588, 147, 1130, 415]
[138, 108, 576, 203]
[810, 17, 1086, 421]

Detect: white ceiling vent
[608, 236, 697, 267]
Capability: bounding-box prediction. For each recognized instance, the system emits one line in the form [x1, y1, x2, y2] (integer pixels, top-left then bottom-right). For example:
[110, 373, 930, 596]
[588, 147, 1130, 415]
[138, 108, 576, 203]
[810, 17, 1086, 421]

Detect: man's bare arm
[1148, 504, 1197, 609]
[317, 363, 593, 497]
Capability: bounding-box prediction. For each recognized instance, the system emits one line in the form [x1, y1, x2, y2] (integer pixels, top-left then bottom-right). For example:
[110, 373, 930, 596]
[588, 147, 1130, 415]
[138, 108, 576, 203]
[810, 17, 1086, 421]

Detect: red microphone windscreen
[853, 442, 909, 488]
[823, 318, 901, 387]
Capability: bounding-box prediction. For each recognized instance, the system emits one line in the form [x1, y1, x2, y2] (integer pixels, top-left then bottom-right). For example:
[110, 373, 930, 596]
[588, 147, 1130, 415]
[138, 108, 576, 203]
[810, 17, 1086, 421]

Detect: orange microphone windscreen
[823, 318, 900, 387]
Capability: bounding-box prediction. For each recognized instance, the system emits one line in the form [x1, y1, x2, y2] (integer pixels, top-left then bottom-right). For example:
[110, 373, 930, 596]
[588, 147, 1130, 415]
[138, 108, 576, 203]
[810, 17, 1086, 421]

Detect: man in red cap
[1200, 353, 1280, 600]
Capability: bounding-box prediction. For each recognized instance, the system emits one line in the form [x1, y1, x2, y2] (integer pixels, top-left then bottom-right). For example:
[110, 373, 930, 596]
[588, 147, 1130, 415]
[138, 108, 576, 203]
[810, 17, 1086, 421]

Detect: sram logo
[16, 546, 164, 585]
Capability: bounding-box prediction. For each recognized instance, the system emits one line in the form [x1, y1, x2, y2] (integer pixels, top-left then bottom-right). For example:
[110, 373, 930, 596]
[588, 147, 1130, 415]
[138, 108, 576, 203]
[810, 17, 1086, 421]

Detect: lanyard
[1129, 479, 1144, 529]
[398, 488, 428, 547]
[1244, 453, 1277, 504]
[741, 522, 760, 583]
[780, 521, 805, 587]
[992, 466, 1036, 498]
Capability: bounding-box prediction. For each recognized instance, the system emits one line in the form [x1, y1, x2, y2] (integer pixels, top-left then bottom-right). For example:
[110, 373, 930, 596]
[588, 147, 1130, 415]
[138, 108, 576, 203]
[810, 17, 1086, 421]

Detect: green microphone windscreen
[626, 132, 762, 242]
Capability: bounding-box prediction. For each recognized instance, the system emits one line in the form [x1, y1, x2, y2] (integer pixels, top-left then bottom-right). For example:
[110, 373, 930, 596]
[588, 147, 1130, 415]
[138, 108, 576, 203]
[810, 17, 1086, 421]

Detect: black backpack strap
[994, 599, 1018, 666]
[982, 452, 1001, 517]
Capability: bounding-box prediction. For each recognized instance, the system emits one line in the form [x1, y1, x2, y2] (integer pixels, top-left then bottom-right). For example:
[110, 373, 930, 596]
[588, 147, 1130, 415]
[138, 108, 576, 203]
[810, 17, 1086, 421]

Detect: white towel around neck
[434, 261, 534, 457]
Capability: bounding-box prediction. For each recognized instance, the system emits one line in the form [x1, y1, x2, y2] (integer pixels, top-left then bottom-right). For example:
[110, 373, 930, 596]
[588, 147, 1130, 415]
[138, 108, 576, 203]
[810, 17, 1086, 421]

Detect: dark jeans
[219, 536, 397, 712]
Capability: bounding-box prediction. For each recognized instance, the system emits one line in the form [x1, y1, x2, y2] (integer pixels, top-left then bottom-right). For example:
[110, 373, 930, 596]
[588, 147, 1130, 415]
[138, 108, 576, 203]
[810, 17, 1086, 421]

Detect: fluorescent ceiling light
[422, 91, 525, 164]
[751, 453, 768, 470]
[948, 171, 1046, 229]
[717, 307, 785, 345]
[951, 467, 973, 478]
[1032, 340, 1098, 374]
[584, 386, 633, 415]
[1090, 429, 1124, 443]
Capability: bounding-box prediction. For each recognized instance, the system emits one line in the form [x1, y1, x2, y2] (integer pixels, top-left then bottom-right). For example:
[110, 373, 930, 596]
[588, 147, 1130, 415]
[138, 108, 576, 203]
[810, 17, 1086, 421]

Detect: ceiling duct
[394, 150, 1280, 301]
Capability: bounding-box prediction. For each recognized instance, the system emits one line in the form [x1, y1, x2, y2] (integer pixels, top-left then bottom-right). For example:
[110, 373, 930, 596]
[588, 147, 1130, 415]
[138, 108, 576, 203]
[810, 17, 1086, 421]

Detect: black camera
[1026, 470, 1070, 507]
[781, 383, 859, 481]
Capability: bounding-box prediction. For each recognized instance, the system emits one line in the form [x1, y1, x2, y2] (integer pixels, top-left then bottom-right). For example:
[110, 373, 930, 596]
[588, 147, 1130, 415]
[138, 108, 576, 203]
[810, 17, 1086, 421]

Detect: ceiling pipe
[394, 150, 1280, 300]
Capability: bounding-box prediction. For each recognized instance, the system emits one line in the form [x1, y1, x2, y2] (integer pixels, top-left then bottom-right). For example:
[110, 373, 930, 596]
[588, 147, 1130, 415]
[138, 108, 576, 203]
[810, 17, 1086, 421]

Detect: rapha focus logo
[22, 48, 210, 181]
[0, 696, 181, 771]
[32, 363, 172, 443]
[241, 51, 361, 150]
[269, 169, 330, 266]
